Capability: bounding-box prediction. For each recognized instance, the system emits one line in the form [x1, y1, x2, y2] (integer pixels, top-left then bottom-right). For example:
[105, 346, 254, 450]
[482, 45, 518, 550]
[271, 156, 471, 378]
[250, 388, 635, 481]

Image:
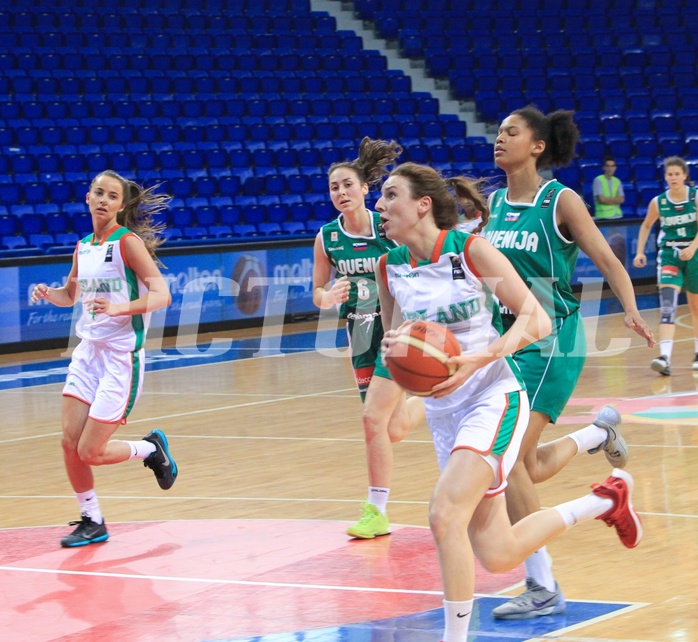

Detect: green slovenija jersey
[485, 180, 580, 320]
[655, 186, 698, 249]
[320, 211, 397, 318]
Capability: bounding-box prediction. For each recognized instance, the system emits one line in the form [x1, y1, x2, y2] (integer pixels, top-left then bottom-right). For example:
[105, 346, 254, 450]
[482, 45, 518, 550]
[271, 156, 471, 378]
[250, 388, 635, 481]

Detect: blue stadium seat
[2, 236, 29, 250]
[219, 205, 242, 226]
[281, 221, 307, 236]
[55, 232, 79, 247]
[171, 208, 195, 229]
[209, 225, 234, 239]
[0, 214, 18, 236]
[234, 224, 258, 237]
[29, 233, 56, 249]
[195, 206, 218, 228]
[257, 222, 283, 236]
[658, 135, 685, 157]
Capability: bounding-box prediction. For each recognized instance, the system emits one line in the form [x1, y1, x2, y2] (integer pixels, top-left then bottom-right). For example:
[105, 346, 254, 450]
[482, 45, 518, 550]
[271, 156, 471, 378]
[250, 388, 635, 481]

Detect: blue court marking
[219, 599, 633, 641]
[0, 329, 349, 391]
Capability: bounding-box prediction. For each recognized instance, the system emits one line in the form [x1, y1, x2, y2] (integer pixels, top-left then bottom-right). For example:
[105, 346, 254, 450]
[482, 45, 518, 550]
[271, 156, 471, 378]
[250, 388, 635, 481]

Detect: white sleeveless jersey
[379, 229, 525, 416]
[75, 225, 150, 352]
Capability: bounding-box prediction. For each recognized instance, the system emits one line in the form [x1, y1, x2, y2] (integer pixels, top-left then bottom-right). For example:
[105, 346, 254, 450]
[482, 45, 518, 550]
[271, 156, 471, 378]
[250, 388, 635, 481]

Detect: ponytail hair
[328, 136, 402, 187]
[511, 105, 579, 169]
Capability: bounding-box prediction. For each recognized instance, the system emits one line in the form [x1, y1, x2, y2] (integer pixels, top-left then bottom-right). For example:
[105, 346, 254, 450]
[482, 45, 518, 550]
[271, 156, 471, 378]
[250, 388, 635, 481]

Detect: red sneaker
[591, 468, 643, 549]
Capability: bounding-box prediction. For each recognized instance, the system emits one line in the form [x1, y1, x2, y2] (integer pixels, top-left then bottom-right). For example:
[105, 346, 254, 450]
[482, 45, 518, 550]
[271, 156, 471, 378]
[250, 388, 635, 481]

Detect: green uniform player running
[311, 137, 425, 541]
[485, 106, 654, 621]
[634, 156, 698, 376]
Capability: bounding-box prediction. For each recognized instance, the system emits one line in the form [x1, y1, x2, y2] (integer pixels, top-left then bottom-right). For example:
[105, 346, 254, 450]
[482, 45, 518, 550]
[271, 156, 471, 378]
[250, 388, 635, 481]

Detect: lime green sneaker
[346, 501, 391, 539]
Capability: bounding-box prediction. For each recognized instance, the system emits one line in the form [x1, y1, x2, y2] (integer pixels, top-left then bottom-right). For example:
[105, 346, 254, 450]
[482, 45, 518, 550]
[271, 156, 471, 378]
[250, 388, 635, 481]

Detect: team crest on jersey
[331, 231, 338, 242]
[540, 188, 556, 209]
[353, 242, 368, 251]
[450, 256, 465, 280]
[660, 198, 667, 205]
[104, 245, 114, 263]
[378, 222, 387, 239]
[505, 211, 520, 221]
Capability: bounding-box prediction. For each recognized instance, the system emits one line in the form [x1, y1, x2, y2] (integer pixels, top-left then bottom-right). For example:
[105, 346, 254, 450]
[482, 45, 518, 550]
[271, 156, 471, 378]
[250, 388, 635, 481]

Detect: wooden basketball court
[1, 307, 696, 641]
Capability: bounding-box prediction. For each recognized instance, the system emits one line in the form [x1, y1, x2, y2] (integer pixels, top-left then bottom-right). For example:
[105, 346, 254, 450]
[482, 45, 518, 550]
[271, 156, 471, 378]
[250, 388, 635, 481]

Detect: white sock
[567, 424, 608, 455]
[125, 440, 157, 460]
[524, 547, 556, 592]
[659, 340, 673, 360]
[76, 489, 103, 525]
[443, 598, 473, 641]
[553, 493, 614, 528]
[368, 487, 390, 514]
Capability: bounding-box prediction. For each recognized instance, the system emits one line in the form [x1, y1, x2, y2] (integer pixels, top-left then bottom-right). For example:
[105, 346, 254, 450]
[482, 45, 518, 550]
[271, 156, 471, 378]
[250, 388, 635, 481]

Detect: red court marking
[0, 520, 523, 641]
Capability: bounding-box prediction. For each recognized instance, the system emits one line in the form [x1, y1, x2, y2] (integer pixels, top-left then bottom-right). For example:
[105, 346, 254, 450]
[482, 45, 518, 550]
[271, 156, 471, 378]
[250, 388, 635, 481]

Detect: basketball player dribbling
[375, 161, 643, 642]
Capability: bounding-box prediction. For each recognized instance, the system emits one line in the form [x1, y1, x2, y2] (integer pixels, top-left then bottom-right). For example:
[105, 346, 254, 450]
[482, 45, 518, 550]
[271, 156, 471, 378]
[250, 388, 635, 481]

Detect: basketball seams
[384, 321, 461, 395]
[393, 334, 453, 367]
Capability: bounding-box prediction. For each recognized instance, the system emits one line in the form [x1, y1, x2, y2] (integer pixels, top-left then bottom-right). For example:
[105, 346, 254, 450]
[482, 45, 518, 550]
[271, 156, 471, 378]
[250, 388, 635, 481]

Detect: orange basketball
[384, 321, 461, 397]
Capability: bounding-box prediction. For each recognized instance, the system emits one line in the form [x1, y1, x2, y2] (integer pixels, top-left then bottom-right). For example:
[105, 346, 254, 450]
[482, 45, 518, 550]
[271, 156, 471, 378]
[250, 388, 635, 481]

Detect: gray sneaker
[588, 405, 628, 468]
[651, 355, 671, 376]
[492, 578, 566, 620]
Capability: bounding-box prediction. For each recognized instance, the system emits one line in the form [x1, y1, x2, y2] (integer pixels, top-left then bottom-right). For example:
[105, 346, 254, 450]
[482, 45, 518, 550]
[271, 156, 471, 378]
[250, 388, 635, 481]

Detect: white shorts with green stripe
[427, 389, 529, 497]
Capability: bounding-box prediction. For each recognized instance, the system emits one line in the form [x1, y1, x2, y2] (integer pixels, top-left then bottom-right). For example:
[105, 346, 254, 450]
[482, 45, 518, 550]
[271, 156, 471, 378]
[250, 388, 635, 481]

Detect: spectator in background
[593, 156, 625, 220]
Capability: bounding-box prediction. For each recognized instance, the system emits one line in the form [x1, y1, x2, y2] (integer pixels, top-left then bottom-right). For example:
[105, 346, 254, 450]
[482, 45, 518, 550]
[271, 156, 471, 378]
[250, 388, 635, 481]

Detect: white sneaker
[651, 355, 671, 376]
[588, 405, 628, 468]
[492, 578, 566, 620]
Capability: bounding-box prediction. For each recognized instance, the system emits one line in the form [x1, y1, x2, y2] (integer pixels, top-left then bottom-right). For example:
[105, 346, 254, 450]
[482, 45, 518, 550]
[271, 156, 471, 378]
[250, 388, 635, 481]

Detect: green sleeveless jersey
[485, 180, 580, 320]
[319, 211, 397, 318]
[656, 186, 698, 249]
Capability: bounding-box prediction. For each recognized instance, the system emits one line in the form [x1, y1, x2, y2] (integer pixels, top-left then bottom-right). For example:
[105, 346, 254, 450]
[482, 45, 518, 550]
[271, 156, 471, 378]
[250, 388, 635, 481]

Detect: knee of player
[76, 443, 105, 466]
[428, 495, 462, 540]
[61, 435, 79, 455]
[361, 405, 389, 437]
[659, 287, 678, 324]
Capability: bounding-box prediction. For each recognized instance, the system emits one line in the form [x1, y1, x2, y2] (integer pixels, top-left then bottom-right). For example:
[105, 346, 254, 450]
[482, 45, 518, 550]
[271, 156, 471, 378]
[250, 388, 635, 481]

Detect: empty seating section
[355, 0, 697, 217]
[2, 0, 697, 256]
[1, 0, 455, 252]
[0, 0, 480, 253]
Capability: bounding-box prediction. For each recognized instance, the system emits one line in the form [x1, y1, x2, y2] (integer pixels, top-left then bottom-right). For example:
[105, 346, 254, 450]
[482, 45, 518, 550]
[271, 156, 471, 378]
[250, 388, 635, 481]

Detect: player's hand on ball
[431, 354, 478, 398]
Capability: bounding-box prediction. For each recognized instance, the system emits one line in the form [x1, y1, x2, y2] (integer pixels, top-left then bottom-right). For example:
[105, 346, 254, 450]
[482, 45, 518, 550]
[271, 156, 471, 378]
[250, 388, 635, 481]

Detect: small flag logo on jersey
[353, 242, 368, 250]
[331, 231, 338, 242]
[505, 211, 520, 221]
[661, 265, 679, 277]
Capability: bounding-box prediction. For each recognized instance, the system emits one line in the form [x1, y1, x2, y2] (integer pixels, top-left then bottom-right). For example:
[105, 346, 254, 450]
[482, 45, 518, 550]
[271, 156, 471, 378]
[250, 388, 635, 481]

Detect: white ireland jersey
[75, 225, 150, 351]
[379, 229, 525, 416]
